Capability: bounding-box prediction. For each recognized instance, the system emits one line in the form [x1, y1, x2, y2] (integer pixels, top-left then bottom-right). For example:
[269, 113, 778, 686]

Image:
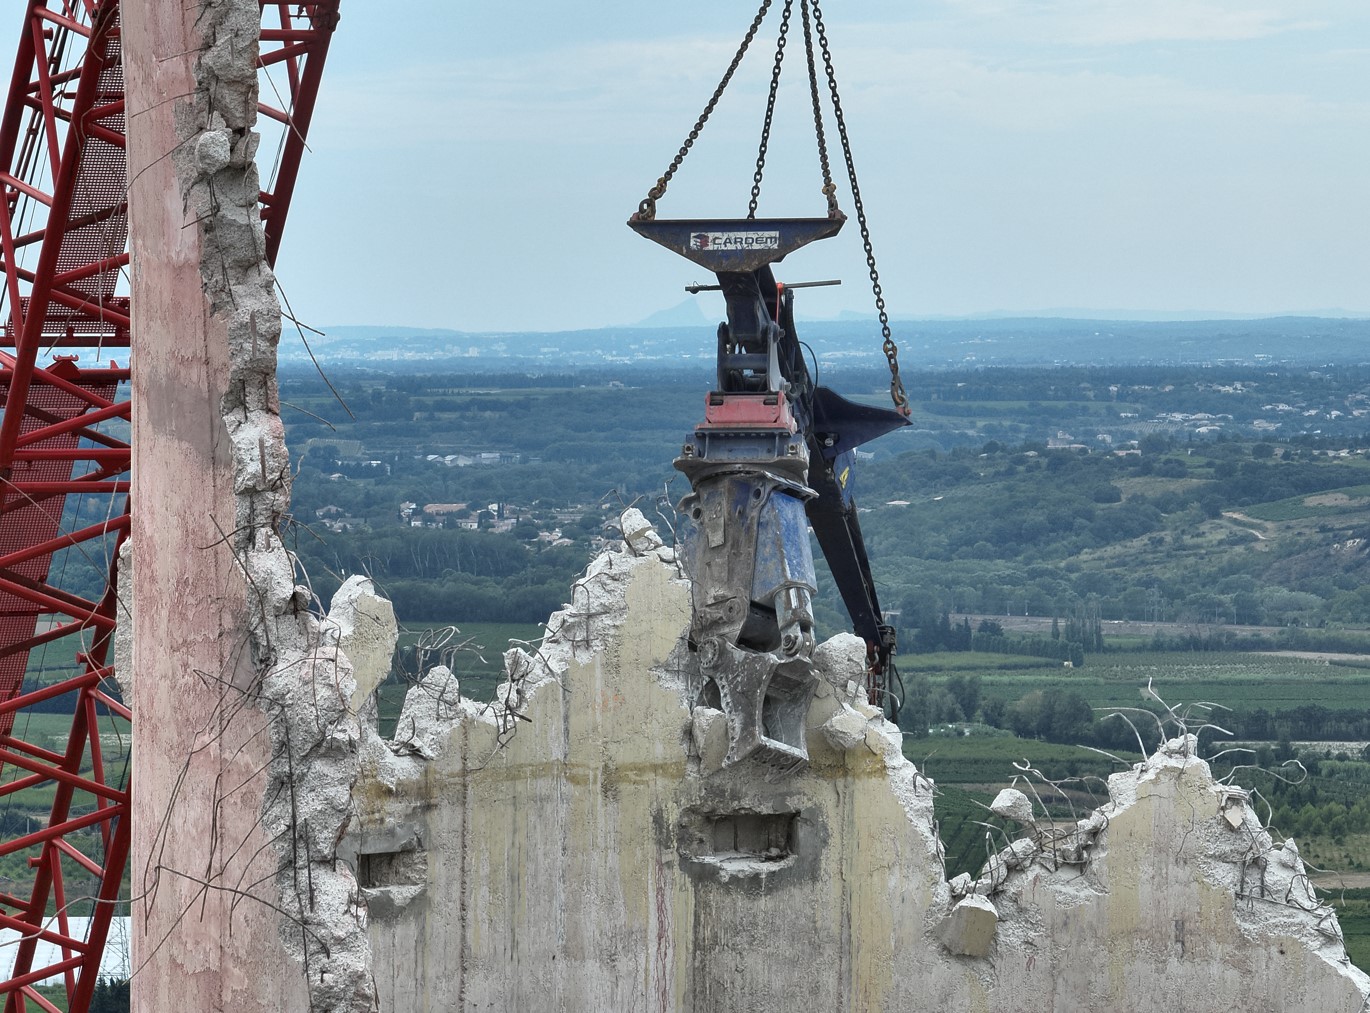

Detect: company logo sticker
[689, 231, 780, 251]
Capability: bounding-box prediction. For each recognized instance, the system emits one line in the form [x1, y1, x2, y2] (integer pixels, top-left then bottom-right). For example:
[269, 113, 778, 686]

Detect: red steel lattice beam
[0, 3, 339, 1010]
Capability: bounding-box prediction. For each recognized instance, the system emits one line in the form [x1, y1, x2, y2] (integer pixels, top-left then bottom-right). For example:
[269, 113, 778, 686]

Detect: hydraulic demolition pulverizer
[628, 1, 911, 773]
[631, 221, 906, 773]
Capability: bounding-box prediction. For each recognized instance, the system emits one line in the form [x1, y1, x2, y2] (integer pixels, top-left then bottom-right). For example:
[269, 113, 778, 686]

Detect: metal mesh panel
[5, 28, 128, 345]
[0, 377, 118, 713]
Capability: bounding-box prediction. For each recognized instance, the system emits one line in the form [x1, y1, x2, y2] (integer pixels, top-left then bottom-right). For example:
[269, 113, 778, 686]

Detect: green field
[1333, 892, 1370, 970]
[1242, 484, 1370, 522]
[377, 619, 545, 735]
[909, 652, 1060, 673]
[912, 649, 1370, 712]
[913, 733, 1137, 786]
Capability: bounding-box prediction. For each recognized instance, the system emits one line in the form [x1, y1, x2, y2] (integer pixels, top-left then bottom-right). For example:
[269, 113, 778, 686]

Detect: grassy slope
[913, 649, 1370, 711]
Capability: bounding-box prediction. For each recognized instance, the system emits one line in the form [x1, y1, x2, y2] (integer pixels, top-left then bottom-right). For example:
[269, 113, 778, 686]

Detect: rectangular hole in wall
[358, 848, 427, 889]
[710, 812, 795, 860]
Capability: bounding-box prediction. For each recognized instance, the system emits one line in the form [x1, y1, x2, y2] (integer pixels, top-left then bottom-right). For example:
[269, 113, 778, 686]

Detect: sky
[268, 1, 1370, 333]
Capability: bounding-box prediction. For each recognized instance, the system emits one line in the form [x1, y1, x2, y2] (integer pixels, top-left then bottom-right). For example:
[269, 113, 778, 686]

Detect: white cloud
[776, 37, 1369, 138]
[1062, 3, 1319, 46]
[313, 21, 1369, 159]
[311, 34, 783, 152]
[937, 0, 1329, 45]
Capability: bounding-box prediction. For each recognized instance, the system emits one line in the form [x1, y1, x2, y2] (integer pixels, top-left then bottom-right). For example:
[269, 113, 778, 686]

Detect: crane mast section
[0, 3, 339, 1009]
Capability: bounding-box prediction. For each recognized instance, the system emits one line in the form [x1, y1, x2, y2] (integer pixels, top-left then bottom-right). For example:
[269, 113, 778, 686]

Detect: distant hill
[312, 325, 469, 344]
[632, 299, 710, 329]
[289, 317, 1370, 371]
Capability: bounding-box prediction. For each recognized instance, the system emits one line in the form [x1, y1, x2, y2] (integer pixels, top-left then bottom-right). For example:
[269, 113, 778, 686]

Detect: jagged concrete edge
[373, 520, 1370, 1001]
[380, 524, 682, 767]
[371, 515, 947, 881]
[172, 3, 380, 1009]
[967, 736, 1370, 994]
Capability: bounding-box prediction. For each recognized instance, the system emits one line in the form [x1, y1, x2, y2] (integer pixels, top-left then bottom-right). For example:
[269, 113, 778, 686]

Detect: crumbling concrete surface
[353, 516, 1370, 1012]
[125, 2, 384, 1011]
[972, 735, 1369, 1010]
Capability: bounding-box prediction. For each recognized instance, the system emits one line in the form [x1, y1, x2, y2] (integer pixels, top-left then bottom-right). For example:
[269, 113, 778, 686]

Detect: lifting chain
[631, 0, 911, 419]
[633, 0, 773, 222]
[810, 0, 910, 417]
[800, 0, 840, 218]
[748, 0, 793, 219]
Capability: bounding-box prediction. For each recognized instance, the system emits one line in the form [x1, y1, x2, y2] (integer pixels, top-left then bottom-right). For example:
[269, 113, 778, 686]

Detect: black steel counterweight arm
[806, 464, 883, 644]
[776, 294, 904, 710]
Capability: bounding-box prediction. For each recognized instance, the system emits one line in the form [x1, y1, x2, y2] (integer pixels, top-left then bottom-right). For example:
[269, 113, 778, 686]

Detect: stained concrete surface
[352, 520, 1370, 1012]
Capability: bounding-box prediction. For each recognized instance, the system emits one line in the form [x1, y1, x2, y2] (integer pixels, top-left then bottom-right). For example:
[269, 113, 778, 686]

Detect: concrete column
[123, 4, 311, 1010]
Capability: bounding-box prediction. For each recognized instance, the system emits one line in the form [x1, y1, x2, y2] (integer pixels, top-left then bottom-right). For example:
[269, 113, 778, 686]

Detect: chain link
[810, 0, 910, 416]
[800, 0, 840, 217]
[633, 1, 773, 222]
[748, 1, 793, 219]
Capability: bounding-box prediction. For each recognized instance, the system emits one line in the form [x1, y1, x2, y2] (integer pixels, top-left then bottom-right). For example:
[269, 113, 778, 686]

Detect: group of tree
[1229, 704, 1370, 743]
[901, 605, 1093, 665]
[88, 979, 129, 1013]
[968, 631, 1083, 666]
[900, 675, 1128, 751]
[273, 362, 1370, 644]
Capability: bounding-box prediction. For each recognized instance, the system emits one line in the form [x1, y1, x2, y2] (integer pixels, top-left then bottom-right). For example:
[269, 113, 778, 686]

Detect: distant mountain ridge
[835, 308, 1370, 323]
[632, 299, 710, 328]
[299, 317, 1370, 371]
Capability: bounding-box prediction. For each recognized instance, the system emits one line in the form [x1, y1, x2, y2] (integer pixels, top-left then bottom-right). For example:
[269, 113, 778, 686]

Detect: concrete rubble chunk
[1276, 839, 1302, 867]
[620, 507, 664, 555]
[980, 837, 1041, 895]
[850, 698, 881, 721]
[1077, 809, 1107, 835]
[990, 787, 1036, 825]
[193, 127, 232, 174]
[863, 720, 900, 759]
[820, 705, 868, 752]
[937, 894, 999, 958]
[391, 666, 467, 760]
[327, 575, 400, 715]
[691, 706, 729, 774]
[814, 632, 866, 688]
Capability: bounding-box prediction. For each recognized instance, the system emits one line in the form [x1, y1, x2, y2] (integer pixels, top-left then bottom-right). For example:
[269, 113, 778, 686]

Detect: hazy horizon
[272, 3, 1369, 335]
[318, 308, 1370, 336]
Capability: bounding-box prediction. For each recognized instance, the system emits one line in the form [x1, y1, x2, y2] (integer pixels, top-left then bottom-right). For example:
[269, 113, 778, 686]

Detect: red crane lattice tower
[0, 4, 339, 1010]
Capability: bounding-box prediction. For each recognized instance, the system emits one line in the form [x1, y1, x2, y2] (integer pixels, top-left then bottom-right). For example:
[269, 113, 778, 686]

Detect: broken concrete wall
[124, 3, 384, 1010]
[116, 3, 1370, 1005]
[354, 520, 1370, 1012]
[976, 738, 1362, 1009]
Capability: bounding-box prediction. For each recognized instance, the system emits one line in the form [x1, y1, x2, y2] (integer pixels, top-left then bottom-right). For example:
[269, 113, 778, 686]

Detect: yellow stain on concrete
[356, 550, 1370, 1013]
